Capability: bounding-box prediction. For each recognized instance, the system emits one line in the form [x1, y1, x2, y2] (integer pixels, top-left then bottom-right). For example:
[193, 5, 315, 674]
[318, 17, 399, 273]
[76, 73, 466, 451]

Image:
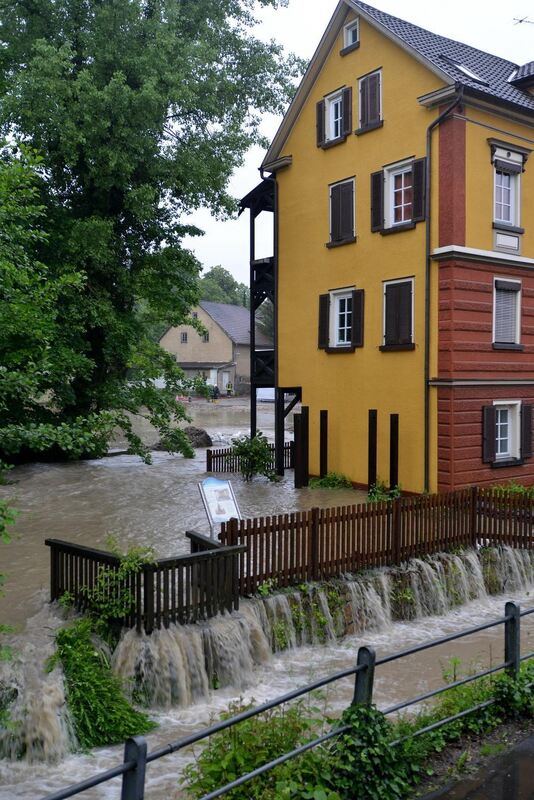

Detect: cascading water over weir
[1, 545, 533, 763]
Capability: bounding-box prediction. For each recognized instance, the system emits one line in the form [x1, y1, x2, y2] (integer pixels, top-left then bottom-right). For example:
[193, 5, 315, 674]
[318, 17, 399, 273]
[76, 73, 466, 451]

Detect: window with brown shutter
[483, 401, 532, 465]
[357, 70, 382, 134]
[351, 289, 364, 347]
[380, 279, 414, 351]
[318, 288, 364, 352]
[316, 87, 352, 148]
[372, 157, 426, 233]
[328, 178, 355, 246]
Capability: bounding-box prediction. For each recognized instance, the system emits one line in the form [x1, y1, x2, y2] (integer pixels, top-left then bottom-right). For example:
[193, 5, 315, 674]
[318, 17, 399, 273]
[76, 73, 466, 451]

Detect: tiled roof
[199, 301, 273, 347]
[351, 1, 534, 114]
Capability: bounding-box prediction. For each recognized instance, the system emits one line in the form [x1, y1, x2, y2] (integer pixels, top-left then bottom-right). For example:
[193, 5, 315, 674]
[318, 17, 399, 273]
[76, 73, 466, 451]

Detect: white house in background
[159, 301, 272, 394]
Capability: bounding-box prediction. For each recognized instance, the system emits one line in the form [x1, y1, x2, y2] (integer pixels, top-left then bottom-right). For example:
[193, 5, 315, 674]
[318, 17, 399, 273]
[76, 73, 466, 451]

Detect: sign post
[198, 477, 241, 539]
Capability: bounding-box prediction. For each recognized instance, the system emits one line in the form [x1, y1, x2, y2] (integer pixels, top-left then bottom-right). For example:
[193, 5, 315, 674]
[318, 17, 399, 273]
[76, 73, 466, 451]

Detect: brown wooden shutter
[318, 294, 330, 349]
[371, 170, 384, 232]
[360, 77, 369, 128]
[398, 281, 412, 345]
[342, 87, 352, 136]
[330, 183, 342, 242]
[412, 158, 426, 222]
[316, 100, 325, 147]
[482, 405, 496, 463]
[339, 181, 354, 241]
[521, 404, 533, 459]
[368, 72, 381, 125]
[384, 283, 398, 345]
[351, 289, 364, 347]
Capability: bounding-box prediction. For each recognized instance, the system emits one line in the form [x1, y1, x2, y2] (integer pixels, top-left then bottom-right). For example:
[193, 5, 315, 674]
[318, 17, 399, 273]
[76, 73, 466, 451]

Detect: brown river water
[1, 399, 534, 799]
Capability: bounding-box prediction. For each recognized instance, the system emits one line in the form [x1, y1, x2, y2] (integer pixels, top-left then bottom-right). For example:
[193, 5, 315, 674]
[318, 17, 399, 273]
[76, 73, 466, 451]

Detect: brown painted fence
[45, 537, 245, 633]
[220, 487, 534, 595]
[206, 441, 294, 473]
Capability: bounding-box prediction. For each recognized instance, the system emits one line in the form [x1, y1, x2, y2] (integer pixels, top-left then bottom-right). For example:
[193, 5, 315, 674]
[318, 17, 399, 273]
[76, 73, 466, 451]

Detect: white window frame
[494, 168, 520, 227]
[180, 331, 188, 344]
[493, 400, 521, 461]
[492, 278, 521, 345]
[384, 158, 414, 228]
[325, 89, 343, 141]
[343, 19, 359, 47]
[329, 288, 354, 348]
[328, 177, 355, 243]
[382, 277, 414, 345]
[358, 69, 382, 129]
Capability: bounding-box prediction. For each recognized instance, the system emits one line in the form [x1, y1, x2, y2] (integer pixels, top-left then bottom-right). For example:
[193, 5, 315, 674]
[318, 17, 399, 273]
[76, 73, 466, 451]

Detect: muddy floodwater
[1, 399, 534, 800]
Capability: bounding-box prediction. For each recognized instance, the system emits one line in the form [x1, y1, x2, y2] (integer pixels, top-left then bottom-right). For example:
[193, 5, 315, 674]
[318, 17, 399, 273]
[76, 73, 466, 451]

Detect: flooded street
[1, 399, 534, 799]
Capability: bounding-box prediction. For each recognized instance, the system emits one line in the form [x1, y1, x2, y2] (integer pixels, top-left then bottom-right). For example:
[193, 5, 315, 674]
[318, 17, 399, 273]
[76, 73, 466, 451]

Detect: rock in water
[183, 426, 212, 448]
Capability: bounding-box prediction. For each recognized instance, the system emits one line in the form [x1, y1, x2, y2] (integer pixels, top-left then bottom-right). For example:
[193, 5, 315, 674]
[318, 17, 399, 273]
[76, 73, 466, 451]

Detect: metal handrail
[39, 601, 532, 800]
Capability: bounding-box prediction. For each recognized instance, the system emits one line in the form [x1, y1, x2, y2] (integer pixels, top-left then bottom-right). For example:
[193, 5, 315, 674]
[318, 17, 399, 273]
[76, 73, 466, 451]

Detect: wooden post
[320, 410, 328, 478]
[250, 385, 257, 439]
[310, 507, 320, 581]
[49, 543, 58, 601]
[470, 485, 478, 548]
[206, 449, 212, 472]
[352, 646, 376, 706]
[389, 413, 399, 490]
[301, 405, 309, 487]
[294, 413, 303, 489]
[143, 567, 155, 635]
[121, 736, 147, 800]
[504, 601, 521, 678]
[275, 387, 285, 476]
[368, 409, 377, 489]
[392, 497, 401, 565]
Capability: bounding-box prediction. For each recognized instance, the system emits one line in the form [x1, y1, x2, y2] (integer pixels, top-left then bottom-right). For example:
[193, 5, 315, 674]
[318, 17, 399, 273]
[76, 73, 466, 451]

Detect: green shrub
[367, 480, 401, 503]
[309, 472, 353, 489]
[491, 480, 534, 498]
[49, 619, 155, 749]
[231, 432, 276, 482]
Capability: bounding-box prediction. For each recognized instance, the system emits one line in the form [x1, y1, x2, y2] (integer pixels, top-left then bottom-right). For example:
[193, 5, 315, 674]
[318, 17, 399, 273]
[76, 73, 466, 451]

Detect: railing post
[352, 646, 376, 706]
[470, 485, 478, 548]
[206, 449, 212, 472]
[121, 736, 147, 800]
[311, 507, 320, 581]
[504, 601, 521, 678]
[143, 567, 155, 635]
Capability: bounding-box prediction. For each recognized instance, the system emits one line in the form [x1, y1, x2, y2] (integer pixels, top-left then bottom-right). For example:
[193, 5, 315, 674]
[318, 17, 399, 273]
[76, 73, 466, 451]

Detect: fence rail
[206, 441, 294, 473]
[40, 602, 534, 800]
[220, 487, 534, 594]
[45, 537, 245, 633]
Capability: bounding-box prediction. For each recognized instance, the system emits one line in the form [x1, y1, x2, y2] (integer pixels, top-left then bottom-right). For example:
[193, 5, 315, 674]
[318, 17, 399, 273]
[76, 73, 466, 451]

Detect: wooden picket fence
[220, 487, 534, 595]
[206, 441, 294, 473]
[45, 536, 245, 633]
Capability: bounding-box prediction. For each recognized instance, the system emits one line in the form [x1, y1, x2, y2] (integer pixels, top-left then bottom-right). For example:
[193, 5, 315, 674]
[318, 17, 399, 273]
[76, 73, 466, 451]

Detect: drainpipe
[424, 84, 464, 493]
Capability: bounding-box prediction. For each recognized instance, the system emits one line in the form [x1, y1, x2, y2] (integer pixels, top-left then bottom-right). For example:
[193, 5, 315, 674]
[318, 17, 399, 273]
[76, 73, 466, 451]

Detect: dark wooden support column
[301, 405, 309, 487]
[294, 413, 303, 488]
[389, 413, 399, 490]
[249, 204, 257, 437]
[320, 410, 328, 478]
[250, 385, 257, 438]
[275, 387, 285, 476]
[368, 409, 377, 489]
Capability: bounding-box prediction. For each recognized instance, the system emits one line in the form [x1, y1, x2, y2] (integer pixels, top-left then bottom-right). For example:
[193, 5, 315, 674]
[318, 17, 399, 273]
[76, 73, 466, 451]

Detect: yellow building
[242, 0, 534, 493]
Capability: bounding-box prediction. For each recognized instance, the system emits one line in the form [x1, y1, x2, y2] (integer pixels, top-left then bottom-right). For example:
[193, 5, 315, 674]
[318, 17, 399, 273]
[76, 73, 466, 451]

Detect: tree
[200, 266, 250, 307]
[0, 0, 301, 462]
[257, 299, 274, 338]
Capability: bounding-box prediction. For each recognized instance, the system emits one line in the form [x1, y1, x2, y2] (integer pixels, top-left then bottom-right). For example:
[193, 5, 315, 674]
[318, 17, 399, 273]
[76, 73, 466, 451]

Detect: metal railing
[40, 601, 534, 800]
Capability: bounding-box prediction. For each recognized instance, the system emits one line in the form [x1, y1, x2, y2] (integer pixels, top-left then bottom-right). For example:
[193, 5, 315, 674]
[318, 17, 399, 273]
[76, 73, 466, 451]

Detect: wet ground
[421, 735, 534, 799]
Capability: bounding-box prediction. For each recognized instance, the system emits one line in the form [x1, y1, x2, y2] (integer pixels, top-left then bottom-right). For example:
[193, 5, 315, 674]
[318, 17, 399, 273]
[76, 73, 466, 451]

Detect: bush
[309, 472, 353, 489]
[367, 480, 401, 503]
[49, 619, 155, 749]
[231, 432, 275, 482]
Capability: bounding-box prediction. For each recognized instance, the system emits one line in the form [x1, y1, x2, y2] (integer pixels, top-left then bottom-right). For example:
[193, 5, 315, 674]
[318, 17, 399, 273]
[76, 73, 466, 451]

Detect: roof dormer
[509, 61, 534, 91]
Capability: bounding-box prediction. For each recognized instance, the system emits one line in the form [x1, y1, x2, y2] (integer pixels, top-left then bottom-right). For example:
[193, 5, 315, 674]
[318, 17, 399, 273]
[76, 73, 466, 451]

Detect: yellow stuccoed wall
[276, 14, 445, 492]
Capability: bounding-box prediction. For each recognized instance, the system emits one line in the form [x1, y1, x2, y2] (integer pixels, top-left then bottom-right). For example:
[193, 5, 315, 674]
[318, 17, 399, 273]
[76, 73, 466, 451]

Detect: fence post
[352, 646, 376, 706]
[470, 485, 478, 548]
[143, 567, 155, 635]
[49, 543, 58, 601]
[310, 507, 320, 581]
[392, 497, 401, 565]
[504, 601, 521, 678]
[121, 736, 147, 800]
[206, 449, 212, 472]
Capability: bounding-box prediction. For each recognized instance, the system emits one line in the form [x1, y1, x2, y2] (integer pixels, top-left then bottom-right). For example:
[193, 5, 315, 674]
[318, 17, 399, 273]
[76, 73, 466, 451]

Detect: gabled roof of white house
[199, 301, 273, 348]
[262, 0, 534, 169]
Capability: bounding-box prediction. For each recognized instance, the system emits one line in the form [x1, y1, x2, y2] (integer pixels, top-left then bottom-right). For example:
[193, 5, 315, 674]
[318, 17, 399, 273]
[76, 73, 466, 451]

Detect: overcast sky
[182, 0, 534, 284]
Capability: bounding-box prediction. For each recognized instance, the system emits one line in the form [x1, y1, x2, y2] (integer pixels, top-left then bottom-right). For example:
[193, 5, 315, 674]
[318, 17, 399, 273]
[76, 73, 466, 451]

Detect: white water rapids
[1, 546, 534, 800]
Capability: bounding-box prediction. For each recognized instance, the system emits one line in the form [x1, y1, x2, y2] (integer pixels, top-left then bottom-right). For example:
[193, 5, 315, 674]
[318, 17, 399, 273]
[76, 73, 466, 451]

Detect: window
[341, 19, 359, 52]
[318, 288, 364, 352]
[494, 169, 516, 225]
[493, 279, 521, 349]
[180, 332, 188, 344]
[328, 178, 355, 246]
[483, 401, 532, 465]
[371, 158, 426, 233]
[357, 70, 382, 134]
[202, 332, 209, 343]
[489, 139, 529, 248]
[316, 88, 352, 147]
[381, 278, 414, 350]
